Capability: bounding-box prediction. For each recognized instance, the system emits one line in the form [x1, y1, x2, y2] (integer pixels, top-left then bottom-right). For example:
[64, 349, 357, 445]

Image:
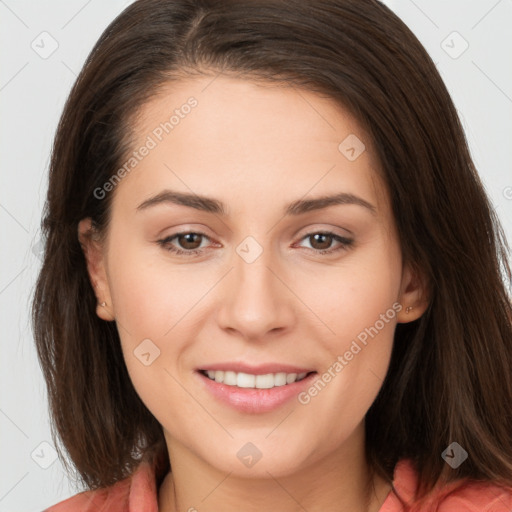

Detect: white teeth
[255, 374, 274, 389]
[286, 373, 297, 384]
[202, 370, 310, 389]
[224, 371, 237, 386]
[237, 372, 255, 388]
[274, 372, 287, 386]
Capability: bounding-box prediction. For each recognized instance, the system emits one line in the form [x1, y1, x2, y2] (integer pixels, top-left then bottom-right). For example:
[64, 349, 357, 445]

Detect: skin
[79, 74, 428, 512]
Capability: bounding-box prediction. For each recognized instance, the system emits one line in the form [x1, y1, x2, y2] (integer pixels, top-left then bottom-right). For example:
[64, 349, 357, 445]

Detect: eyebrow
[136, 190, 376, 216]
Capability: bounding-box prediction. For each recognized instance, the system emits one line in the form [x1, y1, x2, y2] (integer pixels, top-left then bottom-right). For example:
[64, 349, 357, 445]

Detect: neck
[158, 423, 392, 512]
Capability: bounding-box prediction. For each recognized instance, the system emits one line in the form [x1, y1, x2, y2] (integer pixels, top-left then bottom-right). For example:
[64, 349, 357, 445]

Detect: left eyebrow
[284, 192, 376, 216]
[136, 189, 377, 216]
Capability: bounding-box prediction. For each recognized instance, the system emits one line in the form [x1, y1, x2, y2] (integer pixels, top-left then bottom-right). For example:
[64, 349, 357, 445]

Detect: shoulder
[43, 459, 159, 512]
[380, 458, 512, 512]
[42, 479, 131, 512]
[433, 479, 512, 512]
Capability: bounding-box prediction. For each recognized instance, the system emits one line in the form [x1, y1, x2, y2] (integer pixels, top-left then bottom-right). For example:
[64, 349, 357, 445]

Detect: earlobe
[78, 218, 115, 321]
[96, 300, 114, 322]
[396, 264, 429, 323]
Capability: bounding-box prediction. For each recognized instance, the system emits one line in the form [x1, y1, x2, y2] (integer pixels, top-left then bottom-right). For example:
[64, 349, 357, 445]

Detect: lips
[195, 362, 318, 413]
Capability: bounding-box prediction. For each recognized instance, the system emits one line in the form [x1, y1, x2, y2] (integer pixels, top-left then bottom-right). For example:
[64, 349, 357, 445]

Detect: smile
[199, 369, 312, 389]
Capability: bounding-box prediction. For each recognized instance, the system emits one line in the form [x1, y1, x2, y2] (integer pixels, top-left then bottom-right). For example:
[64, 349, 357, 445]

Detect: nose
[216, 244, 296, 342]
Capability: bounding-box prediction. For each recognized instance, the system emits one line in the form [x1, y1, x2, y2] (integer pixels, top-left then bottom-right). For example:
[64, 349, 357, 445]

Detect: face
[80, 75, 426, 479]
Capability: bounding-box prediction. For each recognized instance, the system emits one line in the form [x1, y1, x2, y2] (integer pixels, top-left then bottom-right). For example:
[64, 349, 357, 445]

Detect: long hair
[32, 0, 512, 505]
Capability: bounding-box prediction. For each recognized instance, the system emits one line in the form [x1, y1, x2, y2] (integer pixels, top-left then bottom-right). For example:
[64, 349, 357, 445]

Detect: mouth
[198, 369, 316, 389]
[195, 366, 318, 414]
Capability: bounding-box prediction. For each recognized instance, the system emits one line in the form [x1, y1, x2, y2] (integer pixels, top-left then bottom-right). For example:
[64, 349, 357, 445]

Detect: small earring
[99, 301, 107, 307]
[405, 306, 413, 313]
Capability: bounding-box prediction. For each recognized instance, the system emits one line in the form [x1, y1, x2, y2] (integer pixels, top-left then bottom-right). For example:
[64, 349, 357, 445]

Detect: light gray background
[1, 1, 511, 510]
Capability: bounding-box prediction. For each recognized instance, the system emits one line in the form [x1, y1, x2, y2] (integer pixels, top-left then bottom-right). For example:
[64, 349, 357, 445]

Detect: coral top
[44, 458, 512, 512]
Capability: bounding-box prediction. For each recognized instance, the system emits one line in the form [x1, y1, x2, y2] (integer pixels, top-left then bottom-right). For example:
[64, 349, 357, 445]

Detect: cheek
[294, 242, 401, 418]
[106, 242, 214, 343]
[105, 243, 219, 412]
[106, 247, 207, 431]
[295, 240, 402, 348]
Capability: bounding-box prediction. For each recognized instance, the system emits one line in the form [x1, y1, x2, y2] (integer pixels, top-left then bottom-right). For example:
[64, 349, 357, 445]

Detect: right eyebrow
[136, 190, 226, 215]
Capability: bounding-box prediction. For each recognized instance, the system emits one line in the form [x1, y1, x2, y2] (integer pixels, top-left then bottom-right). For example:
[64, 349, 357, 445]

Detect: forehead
[136, 75, 369, 152]
[115, 74, 389, 217]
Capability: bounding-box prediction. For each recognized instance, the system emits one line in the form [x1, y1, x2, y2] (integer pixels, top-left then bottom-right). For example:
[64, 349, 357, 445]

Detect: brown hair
[32, 0, 512, 506]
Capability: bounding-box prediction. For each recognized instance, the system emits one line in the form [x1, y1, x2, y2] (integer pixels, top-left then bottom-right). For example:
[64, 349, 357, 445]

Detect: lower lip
[196, 371, 317, 414]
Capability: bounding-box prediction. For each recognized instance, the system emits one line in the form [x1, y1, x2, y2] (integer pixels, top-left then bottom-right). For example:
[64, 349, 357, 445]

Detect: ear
[396, 263, 429, 323]
[78, 218, 115, 321]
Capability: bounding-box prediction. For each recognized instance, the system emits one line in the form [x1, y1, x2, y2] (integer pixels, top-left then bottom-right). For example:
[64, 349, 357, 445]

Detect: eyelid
[294, 223, 354, 238]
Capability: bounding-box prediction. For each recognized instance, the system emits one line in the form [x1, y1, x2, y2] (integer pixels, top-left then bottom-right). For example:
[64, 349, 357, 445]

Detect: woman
[33, 0, 512, 510]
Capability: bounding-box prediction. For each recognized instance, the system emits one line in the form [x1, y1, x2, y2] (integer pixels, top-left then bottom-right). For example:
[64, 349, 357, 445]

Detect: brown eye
[308, 233, 334, 251]
[297, 231, 353, 255]
[176, 233, 203, 250]
[157, 231, 212, 256]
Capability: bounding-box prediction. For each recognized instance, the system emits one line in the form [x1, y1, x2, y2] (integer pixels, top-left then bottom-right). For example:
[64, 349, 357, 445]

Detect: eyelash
[157, 231, 354, 257]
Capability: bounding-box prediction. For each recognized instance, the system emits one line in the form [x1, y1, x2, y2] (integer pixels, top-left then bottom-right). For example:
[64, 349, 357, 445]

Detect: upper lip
[198, 362, 316, 375]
